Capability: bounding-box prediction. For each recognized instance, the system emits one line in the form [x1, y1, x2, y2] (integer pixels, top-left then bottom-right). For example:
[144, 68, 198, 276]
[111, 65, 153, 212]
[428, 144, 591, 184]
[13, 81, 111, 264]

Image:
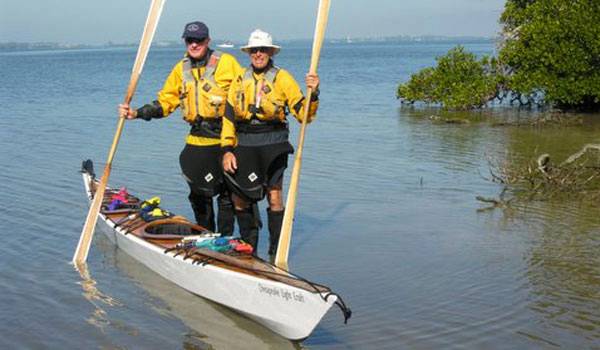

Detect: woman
[221, 29, 320, 256]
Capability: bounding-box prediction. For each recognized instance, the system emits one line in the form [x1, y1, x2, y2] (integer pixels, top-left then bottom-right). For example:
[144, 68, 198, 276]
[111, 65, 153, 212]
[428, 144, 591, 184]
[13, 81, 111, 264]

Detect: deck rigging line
[164, 244, 352, 323]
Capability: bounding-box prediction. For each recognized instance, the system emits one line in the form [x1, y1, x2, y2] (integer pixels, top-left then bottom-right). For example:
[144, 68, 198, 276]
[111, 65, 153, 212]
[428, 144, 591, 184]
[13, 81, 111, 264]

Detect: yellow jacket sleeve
[276, 69, 319, 123]
[219, 55, 244, 150]
[221, 74, 242, 149]
[213, 53, 243, 93]
[156, 62, 184, 117]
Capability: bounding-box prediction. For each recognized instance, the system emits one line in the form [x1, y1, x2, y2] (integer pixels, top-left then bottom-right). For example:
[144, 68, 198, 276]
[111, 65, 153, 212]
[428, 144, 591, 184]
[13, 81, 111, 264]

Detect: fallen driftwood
[482, 143, 600, 207]
[476, 188, 514, 212]
[560, 144, 600, 166]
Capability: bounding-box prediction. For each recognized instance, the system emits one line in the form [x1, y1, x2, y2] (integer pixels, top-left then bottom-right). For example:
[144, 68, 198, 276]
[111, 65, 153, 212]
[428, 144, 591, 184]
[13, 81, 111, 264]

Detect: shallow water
[1, 40, 599, 349]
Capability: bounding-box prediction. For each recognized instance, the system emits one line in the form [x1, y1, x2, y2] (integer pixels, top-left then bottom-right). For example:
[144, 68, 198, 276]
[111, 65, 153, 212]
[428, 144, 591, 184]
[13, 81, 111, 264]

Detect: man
[221, 29, 320, 256]
[119, 21, 242, 234]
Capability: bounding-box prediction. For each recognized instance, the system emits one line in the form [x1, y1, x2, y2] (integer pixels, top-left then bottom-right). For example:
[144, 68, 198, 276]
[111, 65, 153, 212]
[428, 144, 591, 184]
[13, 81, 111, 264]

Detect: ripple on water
[3, 42, 600, 349]
[510, 200, 600, 345]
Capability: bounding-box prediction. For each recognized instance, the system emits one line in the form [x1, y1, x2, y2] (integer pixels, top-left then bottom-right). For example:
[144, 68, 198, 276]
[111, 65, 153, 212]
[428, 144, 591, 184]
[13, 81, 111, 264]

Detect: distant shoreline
[0, 36, 495, 52]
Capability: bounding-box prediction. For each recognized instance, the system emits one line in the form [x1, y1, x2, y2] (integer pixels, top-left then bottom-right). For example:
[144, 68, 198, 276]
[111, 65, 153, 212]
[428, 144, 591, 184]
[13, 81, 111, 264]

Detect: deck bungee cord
[163, 242, 352, 324]
[82, 153, 350, 338]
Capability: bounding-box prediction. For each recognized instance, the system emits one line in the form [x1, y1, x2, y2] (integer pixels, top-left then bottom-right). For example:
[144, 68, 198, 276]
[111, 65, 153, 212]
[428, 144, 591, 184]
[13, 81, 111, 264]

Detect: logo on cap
[187, 24, 199, 32]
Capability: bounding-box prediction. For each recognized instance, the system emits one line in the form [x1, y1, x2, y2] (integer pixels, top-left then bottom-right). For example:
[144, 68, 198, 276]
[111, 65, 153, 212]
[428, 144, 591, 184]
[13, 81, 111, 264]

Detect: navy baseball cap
[182, 21, 209, 40]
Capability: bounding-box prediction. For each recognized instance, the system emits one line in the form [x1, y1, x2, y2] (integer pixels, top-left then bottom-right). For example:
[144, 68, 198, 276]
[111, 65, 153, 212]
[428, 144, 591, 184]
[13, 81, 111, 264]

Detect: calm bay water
[1, 40, 599, 349]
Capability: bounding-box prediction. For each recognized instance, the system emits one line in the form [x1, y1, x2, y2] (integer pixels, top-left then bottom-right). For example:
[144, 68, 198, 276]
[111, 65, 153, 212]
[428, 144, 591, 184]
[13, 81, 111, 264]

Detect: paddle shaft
[73, 0, 165, 265]
[275, 0, 331, 270]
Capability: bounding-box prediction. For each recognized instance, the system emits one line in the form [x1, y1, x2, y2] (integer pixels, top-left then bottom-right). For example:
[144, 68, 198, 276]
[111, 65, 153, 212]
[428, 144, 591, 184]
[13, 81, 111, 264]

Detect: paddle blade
[73, 0, 166, 264]
[73, 172, 109, 264]
[274, 0, 331, 270]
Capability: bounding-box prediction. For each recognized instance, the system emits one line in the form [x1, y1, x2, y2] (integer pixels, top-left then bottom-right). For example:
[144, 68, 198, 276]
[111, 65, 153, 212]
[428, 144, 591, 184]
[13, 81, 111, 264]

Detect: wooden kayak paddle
[275, 0, 332, 270]
[73, 0, 166, 266]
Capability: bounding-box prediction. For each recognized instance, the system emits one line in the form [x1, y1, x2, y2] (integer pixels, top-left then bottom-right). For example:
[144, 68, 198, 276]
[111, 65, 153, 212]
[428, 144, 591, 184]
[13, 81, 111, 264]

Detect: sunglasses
[249, 47, 272, 54]
[185, 37, 207, 45]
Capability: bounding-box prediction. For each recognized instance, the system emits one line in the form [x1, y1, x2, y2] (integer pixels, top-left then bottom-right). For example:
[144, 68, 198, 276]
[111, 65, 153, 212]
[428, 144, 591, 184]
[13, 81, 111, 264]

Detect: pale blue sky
[0, 0, 506, 44]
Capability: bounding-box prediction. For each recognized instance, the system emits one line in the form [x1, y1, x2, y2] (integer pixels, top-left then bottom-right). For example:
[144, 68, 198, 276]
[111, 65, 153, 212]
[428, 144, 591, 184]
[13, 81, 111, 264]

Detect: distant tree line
[397, 0, 600, 111]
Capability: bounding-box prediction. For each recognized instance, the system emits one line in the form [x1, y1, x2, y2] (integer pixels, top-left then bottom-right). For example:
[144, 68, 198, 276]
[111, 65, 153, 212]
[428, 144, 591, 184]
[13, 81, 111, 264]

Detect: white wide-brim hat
[240, 29, 281, 55]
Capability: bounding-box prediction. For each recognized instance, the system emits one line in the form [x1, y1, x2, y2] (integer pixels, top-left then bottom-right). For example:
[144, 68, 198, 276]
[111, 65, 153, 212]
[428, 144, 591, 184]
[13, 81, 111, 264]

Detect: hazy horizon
[1, 0, 506, 45]
[0, 35, 498, 46]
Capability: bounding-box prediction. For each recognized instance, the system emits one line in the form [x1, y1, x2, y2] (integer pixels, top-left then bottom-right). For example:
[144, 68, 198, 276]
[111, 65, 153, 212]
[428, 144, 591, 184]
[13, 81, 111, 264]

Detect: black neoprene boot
[268, 208, 284, 256]
[236, 207, 259, 254]
[217, 192, 235, 236]
[189, 192, 215, 232]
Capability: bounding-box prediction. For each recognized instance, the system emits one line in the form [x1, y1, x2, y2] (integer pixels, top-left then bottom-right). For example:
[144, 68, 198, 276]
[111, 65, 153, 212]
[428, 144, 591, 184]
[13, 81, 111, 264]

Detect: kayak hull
[81, 166, 338, 340]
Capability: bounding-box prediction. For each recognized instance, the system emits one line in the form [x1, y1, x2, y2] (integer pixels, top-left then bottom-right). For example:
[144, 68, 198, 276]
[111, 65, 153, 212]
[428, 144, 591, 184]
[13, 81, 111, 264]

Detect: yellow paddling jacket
[150, 50, 241, 146]
[221, 65, 319, 149]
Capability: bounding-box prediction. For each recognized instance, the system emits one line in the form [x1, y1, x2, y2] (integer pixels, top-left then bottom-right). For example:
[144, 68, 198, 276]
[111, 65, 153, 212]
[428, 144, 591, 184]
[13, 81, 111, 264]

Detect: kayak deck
[90, 171, 332, 294]
[81, 159, 351, 339]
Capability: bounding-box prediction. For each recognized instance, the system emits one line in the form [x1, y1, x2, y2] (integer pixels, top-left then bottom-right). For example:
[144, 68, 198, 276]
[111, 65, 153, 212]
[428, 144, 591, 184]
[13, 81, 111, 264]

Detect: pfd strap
[182, 51, 223, 84]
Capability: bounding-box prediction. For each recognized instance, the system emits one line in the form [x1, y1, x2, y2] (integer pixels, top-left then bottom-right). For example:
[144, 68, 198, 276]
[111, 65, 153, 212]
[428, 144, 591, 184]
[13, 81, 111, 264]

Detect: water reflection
[94, 231, 300, 349]
[8, 42, 600, 349]
[75, 263, 124, 333]
[524, 202, 600, 344]
[492, 113, 600, 346]
[402, 106, 600, 347]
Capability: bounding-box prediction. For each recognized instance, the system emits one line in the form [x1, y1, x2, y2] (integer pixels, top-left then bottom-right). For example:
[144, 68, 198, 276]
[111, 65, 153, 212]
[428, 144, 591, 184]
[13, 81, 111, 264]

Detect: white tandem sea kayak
[79, 160, 350, 340]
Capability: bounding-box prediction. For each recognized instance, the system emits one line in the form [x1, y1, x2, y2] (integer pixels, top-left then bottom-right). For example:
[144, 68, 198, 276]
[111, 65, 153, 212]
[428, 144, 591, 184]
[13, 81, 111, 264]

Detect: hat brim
[240, 45, 280, 55]
[182, 34, 208, 40]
